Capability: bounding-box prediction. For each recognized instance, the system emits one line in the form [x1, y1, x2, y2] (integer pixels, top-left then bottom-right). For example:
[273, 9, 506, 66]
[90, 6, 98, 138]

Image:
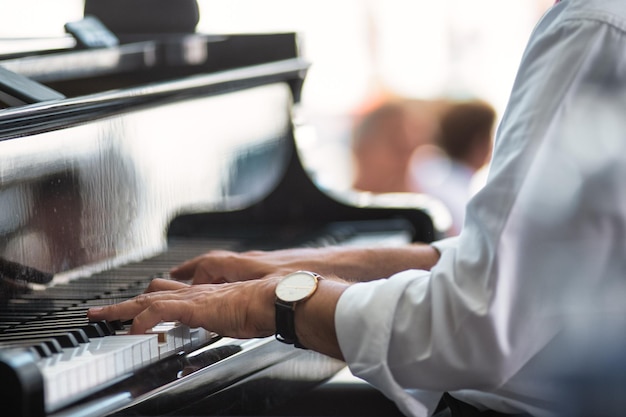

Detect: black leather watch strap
[275, 299, 302, 347]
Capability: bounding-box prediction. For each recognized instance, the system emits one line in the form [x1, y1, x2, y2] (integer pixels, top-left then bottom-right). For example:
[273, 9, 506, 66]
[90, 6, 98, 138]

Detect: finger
[191, 267, 226, 285]
[129, 299, 194, 334]
[171, 256, 227, 284]
[145, 278, 189, 293]
[87, 298, 142, 323]
[169, 257, 200, 280]
[87, 291, 178, 323]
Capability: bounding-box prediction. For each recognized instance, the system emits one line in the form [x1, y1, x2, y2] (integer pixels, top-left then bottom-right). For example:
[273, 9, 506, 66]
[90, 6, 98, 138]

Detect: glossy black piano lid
[0, 38, 308, 277]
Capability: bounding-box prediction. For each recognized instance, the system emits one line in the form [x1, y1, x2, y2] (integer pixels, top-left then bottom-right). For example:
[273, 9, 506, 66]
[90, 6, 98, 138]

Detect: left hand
[169, 244, 441, 285]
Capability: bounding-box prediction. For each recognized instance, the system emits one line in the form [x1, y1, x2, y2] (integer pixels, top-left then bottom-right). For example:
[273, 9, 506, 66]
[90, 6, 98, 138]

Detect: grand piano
[0, 2, 440, 416]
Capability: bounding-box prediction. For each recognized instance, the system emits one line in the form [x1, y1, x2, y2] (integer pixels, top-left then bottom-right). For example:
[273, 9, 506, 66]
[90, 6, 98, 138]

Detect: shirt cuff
[430, 236, 459, 254]
[335, 270, 433, 416]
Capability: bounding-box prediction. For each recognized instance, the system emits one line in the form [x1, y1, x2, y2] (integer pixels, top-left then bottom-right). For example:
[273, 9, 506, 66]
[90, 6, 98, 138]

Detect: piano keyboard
[0, 239, 234, 414]
[0, 221, 413, 416]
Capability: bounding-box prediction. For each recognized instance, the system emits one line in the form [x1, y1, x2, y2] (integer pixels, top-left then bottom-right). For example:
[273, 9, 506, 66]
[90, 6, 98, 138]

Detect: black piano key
[39, 338, 63, 355]
[0, 340, 47, 358]
[67, 329, 90, 344]
[17, 320, 115, 337]
[80, 322, 106, 338]
[83, 297, 135, 307]
[41, 317, 91, 326]
[108, 320, 124, 331]
[19, 287, 140, 300]
[0, 320, 26, 328]
[2, 319, 92, 333]
[0, 313, 41, 320]
[30, 342, 53, 359]
[91, 320, 115, 336]
[5, 300, 76, 312]
[26, 346, 44, 360]
[24, 311, 85, 321]
[0, 332, 80, 349]
[1, 321, 110, 343]
[52, 332, 79, 348]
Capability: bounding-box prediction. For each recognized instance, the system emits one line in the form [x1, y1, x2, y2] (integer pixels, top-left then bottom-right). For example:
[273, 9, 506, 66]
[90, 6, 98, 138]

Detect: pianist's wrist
[318, 243, 440, 282]
[263, 274, 348, 360]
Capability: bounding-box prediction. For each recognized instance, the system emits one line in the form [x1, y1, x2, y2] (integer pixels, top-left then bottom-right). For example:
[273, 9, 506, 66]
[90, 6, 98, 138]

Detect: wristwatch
[275, 270, 323, 348]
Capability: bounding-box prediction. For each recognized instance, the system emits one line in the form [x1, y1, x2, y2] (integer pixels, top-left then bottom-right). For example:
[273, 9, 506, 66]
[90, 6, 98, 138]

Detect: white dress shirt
[336, 1, 626, 415]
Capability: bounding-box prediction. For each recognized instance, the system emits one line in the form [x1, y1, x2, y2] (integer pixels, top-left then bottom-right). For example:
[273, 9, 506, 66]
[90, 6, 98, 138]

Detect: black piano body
[0, 12, 439, 417]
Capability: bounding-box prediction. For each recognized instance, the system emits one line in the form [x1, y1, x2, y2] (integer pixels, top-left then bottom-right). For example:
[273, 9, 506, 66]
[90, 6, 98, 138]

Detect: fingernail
[88, 307, 103, 314]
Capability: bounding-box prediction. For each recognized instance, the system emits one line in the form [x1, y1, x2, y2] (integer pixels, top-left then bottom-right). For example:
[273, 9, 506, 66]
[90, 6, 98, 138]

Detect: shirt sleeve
[336, 2, 626, 415]
[429, 236, 459, 254]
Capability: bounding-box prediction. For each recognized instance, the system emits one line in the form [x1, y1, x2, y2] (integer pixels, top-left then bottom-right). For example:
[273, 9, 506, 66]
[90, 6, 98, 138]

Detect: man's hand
[169, 248, 318, 284]
[170, 244, 440, 285]
[87, 277, 278, 338]
[87, 275, 350, 359]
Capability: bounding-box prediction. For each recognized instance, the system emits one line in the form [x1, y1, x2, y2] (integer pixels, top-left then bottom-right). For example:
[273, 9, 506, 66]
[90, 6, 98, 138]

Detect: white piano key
[148, 321, 186, 357]
[85, 337, 121, 378]
[190, 327, 217, 347]
[87, 334, 158, 372]
[38, 333, 159, 412]
[23, 322, 212, 413]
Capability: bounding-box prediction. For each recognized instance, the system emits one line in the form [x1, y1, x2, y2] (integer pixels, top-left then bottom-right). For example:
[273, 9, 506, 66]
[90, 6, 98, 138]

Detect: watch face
[275, 271, 319, 303]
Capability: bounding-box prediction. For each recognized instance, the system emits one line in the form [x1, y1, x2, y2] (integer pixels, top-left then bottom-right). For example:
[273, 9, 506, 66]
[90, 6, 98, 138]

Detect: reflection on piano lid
[0, 5, 438, 416]
[0, 36, 77, 59]
[0, 257, 54, 284]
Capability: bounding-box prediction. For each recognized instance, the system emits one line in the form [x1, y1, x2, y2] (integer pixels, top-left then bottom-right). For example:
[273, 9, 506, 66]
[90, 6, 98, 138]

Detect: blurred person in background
[351, 98, 443, 193]
[408, 100, 496, 235]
